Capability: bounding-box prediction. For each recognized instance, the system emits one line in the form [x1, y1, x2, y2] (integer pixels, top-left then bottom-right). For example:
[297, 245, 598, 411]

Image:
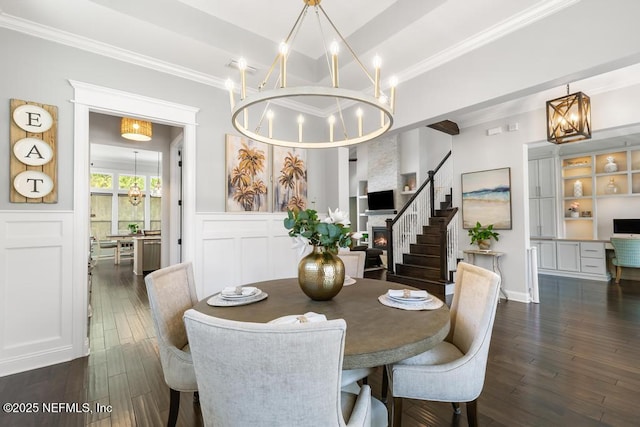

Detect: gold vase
[298, 246, 345, 301]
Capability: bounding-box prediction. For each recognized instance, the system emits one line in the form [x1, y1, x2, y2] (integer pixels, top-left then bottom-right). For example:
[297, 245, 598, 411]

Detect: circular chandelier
[128, 151, 142, 206]
[225, 0, 397, 148]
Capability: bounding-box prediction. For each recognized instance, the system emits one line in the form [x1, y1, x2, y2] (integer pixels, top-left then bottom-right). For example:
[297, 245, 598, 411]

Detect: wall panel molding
[0, 211, 74, 376]
[195, 213, 297, 298]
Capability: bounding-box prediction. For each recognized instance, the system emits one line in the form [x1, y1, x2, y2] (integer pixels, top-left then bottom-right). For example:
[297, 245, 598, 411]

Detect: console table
[463, 249, 508, 301]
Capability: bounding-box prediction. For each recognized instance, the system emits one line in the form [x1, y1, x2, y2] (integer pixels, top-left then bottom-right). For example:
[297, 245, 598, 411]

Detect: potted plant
[468, 222, 499, 250]
[127, 223, 140, 234]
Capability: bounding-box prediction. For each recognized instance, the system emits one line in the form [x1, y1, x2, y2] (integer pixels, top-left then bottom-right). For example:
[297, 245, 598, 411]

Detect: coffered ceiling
[1, 0, 638, 129]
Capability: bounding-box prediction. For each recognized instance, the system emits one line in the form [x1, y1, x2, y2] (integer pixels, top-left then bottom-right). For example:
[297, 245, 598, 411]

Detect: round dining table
[193, 278, 450, 369]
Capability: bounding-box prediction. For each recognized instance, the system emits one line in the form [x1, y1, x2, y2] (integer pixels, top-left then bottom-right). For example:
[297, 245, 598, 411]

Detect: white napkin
[270, 312, 327, 324]
[221, 286, 258, 297]
[387, 289, 429, 300]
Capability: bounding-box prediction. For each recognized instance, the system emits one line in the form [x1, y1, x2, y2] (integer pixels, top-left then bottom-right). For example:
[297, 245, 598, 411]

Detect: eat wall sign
[10, 99, 58, 203]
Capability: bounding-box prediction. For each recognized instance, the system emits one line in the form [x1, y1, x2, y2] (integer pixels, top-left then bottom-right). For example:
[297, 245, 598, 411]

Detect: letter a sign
[10, 99, 58, 203]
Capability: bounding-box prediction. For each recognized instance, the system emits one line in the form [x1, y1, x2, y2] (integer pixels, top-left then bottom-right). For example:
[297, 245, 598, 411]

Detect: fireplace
[372, 226, 389, 250]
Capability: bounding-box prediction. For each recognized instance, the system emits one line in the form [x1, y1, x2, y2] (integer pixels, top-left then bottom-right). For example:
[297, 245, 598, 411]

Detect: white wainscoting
[0, 211, 75, 376]
[194, 213, 298, 298]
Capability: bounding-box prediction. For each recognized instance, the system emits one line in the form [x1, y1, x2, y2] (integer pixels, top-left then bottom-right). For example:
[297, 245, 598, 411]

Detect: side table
[463, 249, 508, 301]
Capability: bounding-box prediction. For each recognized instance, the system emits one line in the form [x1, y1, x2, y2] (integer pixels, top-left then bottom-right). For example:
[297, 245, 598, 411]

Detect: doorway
[70, 80, 198, 358]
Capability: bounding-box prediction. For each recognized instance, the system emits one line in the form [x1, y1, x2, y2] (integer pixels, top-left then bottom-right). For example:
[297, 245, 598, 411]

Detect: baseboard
[0, 345, 74, 377]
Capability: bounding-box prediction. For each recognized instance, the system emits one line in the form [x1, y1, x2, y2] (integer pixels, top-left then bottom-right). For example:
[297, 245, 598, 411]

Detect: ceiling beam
[427, 120, 460, 136]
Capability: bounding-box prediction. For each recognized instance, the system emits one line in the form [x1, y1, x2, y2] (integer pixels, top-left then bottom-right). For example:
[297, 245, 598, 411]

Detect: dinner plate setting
[207, 286, 268, 307]
[343, 275, 356, 286]
[378, 289, 444, 311]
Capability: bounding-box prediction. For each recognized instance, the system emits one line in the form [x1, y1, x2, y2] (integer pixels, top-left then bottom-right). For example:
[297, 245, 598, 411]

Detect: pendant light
[150, 152, 162, 197]
[128, 151, 142, 206]
[546, 84, 591, 144]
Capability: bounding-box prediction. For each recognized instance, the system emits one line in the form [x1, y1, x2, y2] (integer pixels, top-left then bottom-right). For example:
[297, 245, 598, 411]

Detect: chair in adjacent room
[145, 262, 199, 427]
[183, 309, 372, 427]
[338, 250, 367, 278]
[385, 262, 500, 427]
[610, 237, 640, 284]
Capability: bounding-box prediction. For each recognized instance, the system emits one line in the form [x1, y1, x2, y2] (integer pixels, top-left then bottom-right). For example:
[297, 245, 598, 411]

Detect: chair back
[145, 262, 199, 390]
[610, 237, 640, 267]
[184, 310, 351, 427]
[448, 262, 500, 357]
[338, 251, 366, 278]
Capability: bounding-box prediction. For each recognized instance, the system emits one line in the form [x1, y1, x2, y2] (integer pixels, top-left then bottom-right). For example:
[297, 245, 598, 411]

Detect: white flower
[351, 231, 363, 240]
[291, 235, 311, 258]
[325, 207, 351, 226]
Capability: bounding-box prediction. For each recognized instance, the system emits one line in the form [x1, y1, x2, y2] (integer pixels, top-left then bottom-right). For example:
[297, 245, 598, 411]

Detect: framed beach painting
[225, 134, 270, 212]
[461, 167, 512, 229]
[273, 146, 307, 211]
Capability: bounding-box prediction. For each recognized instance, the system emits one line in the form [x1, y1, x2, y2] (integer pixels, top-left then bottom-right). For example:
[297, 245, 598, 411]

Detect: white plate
[220, 287, 260, 300]
[388, 294, 432, 303]
[343, 277, 356, 286]
[378, 294, 443, 311]
[207, 291, 268, 307]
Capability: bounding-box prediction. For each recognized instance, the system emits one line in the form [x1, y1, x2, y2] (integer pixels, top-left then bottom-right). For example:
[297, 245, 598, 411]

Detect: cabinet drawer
[580, 242, 604, 258]
[581, 257, 606, 274]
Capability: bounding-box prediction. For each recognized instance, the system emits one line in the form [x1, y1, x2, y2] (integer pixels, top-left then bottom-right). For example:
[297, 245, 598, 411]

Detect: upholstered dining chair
[338, 250, 367, 278]
[337, 249, 373, 390]
[610, 237, 640, 284]
[183, 309, 372, 427]
[385, 262, 500, 427]
[145, 262, 199, 427]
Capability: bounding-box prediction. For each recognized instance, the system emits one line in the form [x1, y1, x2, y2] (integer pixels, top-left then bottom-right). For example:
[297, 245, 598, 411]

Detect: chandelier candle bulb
[330, 41, 339, 88]
[297, 114, 304, 142]
[390, 76, 398, 113]
[356, 108, 363, 137]
[328, 115, 335, 142]
[267, 110, 274, 138]
[225, 79, 235, 109]
[238, 57, 247, 100]
[279, 42, 288, 88]
[379, 95, 388, 127]
[373, 55, 382, 98]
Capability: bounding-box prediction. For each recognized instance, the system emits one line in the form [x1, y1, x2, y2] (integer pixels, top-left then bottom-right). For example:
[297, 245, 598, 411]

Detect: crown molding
[398, 0, 581, 85]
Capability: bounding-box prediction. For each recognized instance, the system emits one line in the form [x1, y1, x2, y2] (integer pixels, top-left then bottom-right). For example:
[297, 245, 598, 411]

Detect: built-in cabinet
[561, 147, 640, 239]
[529, 158, 556, 238]
[531, 239, 609, 281]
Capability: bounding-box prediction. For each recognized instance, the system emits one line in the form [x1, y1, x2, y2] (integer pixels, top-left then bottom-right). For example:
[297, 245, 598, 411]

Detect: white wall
[453, 117, 530, 302]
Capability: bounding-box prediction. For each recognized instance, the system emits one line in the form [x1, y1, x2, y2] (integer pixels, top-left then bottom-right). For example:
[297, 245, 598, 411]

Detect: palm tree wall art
[226, 135, 269, 212]
[274, 146, 307, 211]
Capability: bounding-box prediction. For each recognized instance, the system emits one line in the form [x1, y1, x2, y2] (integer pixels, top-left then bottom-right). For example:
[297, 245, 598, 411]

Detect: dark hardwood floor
[1, 260, 639, 426]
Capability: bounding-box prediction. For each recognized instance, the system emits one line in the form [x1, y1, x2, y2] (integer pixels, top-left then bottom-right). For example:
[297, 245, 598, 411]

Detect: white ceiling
[2, 0, 639, 132]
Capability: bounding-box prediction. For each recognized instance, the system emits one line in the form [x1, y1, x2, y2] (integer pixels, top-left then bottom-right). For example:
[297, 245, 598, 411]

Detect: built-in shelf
[561, 147, 640, 239]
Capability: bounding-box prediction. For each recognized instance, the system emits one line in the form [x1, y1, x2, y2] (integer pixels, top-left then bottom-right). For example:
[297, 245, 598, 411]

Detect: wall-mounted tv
[613, 218, 640, 235]
[367, 190, 395, 211]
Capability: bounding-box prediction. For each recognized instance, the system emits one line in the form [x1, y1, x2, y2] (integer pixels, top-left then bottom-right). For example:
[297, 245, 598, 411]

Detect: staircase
[387, 196, 457, 303]
[385, 152, 459, 304]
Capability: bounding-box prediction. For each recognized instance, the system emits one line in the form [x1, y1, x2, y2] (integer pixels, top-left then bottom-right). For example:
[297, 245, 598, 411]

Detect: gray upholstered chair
[183, 309, 372, 427]
[338, 251, 367, 278]
[385, 262, 500, 427]
[145, 262, 199, 427]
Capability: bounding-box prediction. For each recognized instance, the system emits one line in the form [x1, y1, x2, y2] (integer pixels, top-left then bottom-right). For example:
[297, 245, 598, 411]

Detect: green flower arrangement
[284, 208, 362, 253]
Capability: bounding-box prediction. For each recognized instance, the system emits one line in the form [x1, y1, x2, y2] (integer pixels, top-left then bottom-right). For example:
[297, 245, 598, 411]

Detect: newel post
[386, 218, 394, 275]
